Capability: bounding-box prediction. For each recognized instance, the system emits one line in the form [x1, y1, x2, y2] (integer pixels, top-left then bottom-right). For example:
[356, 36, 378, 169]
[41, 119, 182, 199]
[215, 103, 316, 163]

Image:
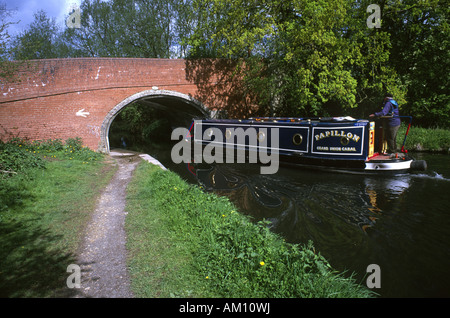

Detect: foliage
[0, 140, 46, 174]
[7, 0, 195, 59]
[0, 137, 103, 213]
[1, 137, 103, 164]
[186, 0, 398, 118]
[3, 0, 448, 126]
[399, 124, 450, 152]
[59, 0, 193, 58]
[109, 101, 193, 149]
[11, 10, 62, 60]
[184, 0, 448, 126]
[0, 2, 20, 81]
[126, 162, 375, 298]
[383, 0, 449, 127]
[0, 140, 39, 213]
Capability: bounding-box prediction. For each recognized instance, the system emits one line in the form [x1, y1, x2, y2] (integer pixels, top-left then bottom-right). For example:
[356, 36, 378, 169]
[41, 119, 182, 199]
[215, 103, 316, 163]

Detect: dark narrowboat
[191, 116, 427, 174]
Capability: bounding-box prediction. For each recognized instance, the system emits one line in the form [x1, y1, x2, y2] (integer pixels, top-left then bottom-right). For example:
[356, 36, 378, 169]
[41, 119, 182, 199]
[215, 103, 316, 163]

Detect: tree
[0, 2, 19, 81]
[382, 0, 449, 127]
[5, 0, 446, 126]
[11, 10, 62, 60]
[185, 0, 447, 125]
[184, 0, 407, 117]
[62, 0, 186, 58]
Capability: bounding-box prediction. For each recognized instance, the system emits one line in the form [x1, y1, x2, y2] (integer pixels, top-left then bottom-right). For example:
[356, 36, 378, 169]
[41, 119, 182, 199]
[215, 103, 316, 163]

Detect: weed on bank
[125, 162, 375, 298]
[399, 124, 450, 152]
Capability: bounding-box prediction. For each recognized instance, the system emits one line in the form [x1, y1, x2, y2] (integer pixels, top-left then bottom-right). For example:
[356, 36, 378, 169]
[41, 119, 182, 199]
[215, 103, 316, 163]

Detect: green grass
[1, 137, 378, 298]
[125, 162, 375, 298]
[0, 139, 115, 297]
[399, 124, 450, 152]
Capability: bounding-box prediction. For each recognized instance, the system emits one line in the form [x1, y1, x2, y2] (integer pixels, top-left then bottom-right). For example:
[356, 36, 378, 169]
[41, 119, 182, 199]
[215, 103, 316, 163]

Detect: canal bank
[398, 124, 450, 154]
[2, 138, 447, 297]
[191, 154, 450, 298]
[124, 160, 375, 298]
[137, 140, 450, 298]
[70, 148, 375, 298]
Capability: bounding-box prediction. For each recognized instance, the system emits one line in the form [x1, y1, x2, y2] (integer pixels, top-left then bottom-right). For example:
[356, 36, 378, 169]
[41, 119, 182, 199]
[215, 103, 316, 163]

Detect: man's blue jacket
[375, 98, 401, 127]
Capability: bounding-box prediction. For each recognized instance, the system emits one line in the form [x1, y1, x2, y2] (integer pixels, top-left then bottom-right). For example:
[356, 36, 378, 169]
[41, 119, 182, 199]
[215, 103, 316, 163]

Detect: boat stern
[365, 153, 427, 173]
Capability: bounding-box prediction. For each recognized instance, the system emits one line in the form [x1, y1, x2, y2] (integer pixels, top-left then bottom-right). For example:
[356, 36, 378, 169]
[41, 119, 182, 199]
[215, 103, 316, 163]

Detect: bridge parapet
[1, 58, 196, 103]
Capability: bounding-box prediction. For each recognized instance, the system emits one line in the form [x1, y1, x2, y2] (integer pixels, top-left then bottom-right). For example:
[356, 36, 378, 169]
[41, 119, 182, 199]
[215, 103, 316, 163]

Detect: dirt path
[74, 152, 140, 298]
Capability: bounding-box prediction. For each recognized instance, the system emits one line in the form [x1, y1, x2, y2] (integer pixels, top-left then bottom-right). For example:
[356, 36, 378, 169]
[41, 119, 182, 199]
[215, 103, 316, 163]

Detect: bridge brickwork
[0, 58, 247, 151]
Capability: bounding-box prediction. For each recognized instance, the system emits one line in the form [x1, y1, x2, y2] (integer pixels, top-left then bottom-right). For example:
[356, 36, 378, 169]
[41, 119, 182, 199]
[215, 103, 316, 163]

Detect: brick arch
[99, 89, 209, 152]
[0, 58, 255, 150]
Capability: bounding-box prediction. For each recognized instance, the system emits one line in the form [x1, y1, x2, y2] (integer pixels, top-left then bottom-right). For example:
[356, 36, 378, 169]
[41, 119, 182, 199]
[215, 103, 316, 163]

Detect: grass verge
[125, 161, 375, 298]
[398, 124, 450, 152]
[0, 138, 115, 297]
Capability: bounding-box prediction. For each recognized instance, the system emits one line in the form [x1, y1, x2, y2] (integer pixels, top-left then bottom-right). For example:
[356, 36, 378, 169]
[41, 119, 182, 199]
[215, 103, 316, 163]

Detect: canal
[140, 143, 450, 298]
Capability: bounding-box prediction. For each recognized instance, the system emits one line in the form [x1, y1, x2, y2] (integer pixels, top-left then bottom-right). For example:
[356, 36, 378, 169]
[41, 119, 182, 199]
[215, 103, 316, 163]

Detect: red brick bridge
[0, 58, 254, 152]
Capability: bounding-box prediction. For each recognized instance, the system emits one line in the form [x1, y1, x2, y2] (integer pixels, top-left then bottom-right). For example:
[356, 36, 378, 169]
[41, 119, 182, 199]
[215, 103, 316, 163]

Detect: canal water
[141, 144, 450, 298]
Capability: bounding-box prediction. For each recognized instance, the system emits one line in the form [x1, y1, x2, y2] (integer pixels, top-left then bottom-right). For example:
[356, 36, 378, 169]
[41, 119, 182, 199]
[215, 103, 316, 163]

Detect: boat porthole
[225, 129, 232, 140]
[257, 131, 266, 142]
[293, 133, 303, 145]
[340, 136, 350, 146]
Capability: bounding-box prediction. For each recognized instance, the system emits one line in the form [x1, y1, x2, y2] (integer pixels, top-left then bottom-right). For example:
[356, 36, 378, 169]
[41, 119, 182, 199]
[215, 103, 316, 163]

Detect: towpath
[73, 149, 165, 298]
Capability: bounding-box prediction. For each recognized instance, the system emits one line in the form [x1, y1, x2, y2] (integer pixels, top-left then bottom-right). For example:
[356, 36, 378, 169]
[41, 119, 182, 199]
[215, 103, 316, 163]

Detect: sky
[3, 0, 81, 36]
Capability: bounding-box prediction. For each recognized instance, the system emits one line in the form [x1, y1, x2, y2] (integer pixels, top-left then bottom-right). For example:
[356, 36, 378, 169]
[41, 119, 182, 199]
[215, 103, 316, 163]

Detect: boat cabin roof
[249, 116, 361, 123]
[202, 116, 369, 125]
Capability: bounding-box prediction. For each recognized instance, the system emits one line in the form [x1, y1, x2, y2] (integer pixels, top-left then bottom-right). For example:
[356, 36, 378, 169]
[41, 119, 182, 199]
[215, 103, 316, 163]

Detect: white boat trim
[365, 159, 413, 171]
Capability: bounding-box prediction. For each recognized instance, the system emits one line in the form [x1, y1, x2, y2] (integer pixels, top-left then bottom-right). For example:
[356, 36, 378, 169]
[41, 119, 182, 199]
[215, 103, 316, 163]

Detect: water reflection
[363, 176, 411, 228]
[194, 163, 413, 236]
[190, 160, 450, 297]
